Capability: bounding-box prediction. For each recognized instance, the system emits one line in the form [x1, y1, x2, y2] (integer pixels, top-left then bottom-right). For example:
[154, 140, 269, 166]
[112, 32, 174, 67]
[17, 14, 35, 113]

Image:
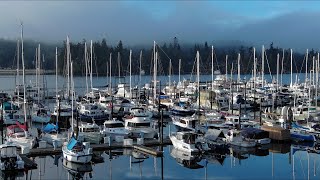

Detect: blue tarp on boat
[3, 102, 19, 111]
[67, 137, 78, 150]
[292, 122, 309, 130]
[42, 123, 58, 133]
[159, 95, 170, 99]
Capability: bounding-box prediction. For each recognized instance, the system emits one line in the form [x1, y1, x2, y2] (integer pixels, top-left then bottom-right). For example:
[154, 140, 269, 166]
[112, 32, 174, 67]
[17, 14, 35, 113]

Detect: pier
[23, 137, 171, 158]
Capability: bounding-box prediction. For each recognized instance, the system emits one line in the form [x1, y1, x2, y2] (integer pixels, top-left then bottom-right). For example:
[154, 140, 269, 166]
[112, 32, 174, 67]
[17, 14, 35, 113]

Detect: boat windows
[179, 120, 187, 124]
[105, 123, 124, 128]
[1, 147, 17, 157]
[127, 122, 150, 128]
[81, 128, 100, 132]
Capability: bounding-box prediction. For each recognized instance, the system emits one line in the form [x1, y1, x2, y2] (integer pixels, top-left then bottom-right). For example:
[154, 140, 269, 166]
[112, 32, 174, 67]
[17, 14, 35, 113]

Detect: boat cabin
[175, 131, 198, 144]
[79, 123, 100, 133]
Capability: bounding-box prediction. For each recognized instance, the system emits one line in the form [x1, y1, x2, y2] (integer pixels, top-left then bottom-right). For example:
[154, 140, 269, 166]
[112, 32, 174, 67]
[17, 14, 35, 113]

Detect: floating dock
[20, 155, 37, 169]
[24, 137, 171, 157]
[133, 145, 163, 157]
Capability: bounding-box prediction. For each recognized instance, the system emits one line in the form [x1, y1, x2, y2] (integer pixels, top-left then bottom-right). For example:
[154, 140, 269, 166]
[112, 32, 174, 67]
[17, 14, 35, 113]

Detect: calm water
[0, 73, 319, 180]
[11, 142, 320, 180]
[0, 73, 308, 95]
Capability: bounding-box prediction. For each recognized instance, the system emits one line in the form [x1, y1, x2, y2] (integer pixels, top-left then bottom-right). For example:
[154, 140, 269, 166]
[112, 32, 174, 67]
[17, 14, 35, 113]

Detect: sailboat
[41, 47, 67, 148]
[6, 23, 37, 150]
[62, 58, 92, 164]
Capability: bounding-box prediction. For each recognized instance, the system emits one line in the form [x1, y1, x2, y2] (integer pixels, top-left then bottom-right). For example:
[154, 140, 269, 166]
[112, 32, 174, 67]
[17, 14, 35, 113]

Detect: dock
[133, 145, 163, 157]
[24, 137, 172, 157]
[20, 155, 37, 169]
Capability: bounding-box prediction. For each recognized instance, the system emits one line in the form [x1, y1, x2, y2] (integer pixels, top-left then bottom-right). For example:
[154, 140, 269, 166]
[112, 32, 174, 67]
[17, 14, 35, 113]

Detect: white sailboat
[41, 47, 67, 148]
[62, 51, 92, 164]
[6, 23, 37, 150]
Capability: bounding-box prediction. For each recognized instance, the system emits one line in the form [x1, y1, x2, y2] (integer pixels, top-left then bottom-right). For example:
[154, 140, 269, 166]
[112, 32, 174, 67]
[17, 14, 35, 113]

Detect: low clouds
[0, 1, 319, 50]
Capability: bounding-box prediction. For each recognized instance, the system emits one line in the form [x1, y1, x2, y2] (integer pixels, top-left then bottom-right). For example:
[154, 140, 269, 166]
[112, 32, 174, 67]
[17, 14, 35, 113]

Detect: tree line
[0, 38, 317, 76]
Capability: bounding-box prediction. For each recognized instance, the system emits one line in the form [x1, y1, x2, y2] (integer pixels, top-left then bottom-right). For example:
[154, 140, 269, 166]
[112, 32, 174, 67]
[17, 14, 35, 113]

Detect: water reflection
[62, 159, 93, 180]
[6, 142, 320, 180]
[170, 147, 203, 169]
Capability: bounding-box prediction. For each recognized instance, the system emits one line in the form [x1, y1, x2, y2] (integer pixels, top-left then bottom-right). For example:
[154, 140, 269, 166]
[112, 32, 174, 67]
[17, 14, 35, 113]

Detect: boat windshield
[82, 128, 100, 132]
[105, 123, 124, 128]
[127, 122, 150, 128]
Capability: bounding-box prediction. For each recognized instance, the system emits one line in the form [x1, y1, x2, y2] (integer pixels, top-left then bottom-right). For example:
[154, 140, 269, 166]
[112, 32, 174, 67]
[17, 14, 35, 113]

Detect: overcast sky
[1, 1, 320, 50]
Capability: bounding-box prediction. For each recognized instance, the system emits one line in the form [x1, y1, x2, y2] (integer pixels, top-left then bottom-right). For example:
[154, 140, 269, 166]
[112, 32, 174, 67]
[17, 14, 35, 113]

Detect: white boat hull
[62, 146, 92, 164]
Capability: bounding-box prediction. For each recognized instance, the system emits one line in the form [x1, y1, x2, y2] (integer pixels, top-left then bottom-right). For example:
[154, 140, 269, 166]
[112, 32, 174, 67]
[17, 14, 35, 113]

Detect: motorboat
[101, 118, 130, 139]
[78, 122, 102, 144]
[0, 142, 24, 171]
[170, 131, 209, 153]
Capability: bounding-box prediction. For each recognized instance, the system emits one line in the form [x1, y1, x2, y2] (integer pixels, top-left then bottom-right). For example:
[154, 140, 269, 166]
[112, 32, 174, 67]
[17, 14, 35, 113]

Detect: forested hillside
[0, 38, 315, 76]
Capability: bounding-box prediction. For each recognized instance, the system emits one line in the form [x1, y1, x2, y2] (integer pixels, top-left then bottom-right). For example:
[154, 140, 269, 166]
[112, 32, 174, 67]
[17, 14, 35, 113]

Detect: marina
[1, 22, 320, 180]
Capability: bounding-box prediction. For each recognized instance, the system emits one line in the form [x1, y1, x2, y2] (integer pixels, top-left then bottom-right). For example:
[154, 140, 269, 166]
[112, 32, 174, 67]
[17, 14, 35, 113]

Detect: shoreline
[0, 69, 55, 75]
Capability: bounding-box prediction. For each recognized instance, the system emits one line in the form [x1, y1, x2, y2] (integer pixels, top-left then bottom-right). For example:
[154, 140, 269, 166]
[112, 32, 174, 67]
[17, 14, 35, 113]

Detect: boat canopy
[7, 122, 27, 131]
[292, 122, 309, 130]
[67, 137, 78, 150]
[43, 123, 58, 133]
[2, 102, 19, 111]
[159, 95, 170, 99]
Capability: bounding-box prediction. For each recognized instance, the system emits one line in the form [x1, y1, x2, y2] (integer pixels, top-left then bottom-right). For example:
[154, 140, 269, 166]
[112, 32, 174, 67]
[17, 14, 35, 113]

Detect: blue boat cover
[292, 122, 309, 130]
[179, 102, 186, 107]
[42, 123, 58, 133]
[159, 95, 169, 99]
[3, 102, 19, 111]
[67, 137, 78, 150]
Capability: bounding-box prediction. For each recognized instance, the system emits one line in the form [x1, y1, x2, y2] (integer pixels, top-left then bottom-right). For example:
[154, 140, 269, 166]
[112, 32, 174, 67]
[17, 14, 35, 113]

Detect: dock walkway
[25, 138, 171, 157]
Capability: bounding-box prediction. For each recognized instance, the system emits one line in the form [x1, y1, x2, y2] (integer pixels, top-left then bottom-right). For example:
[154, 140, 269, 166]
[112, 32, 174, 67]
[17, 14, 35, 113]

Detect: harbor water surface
[0, 74, 319, 180]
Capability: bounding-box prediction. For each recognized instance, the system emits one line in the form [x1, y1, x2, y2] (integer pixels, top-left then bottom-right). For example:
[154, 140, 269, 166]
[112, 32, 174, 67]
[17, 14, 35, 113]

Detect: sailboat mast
[153, 41, 157, 102]
[225, 55, 228, 82]
[316, 53, 319, 109]
[306, 49, 308, 85]
[117, 52, 121, 82]
[153, 51, 158, 102]
[55, 47, 58, 99]
[66, 36, 70, 98]
[262, 45, 265, 87]
[35, 47, 38, 88]
[129, 49, 132, 98]
[211, 46, 214, 90]
[90, 40, 93, 93]
[85, 42, 88, 95]
[281, 49, 284, 87]
[139, 50, 142, 86]
[237, 53, 240, 91]
[253, 47, 256, 89]
[197, 51, 200, 90]
[312, 56, 315, 86]
[178, 59, 181, 83]
[109, 53, 112, 95]
[16, 40, 20, 98]
[197, 51, 200, 110]
[290, 49, 293, 87]
[169, 59, 172, 88]
[71, 61, 74, 132]
[38, 44, 41, 103]
[55, 47, 59, 125]
[21, 23, 27, 127]
[276, 53, 279, 90]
